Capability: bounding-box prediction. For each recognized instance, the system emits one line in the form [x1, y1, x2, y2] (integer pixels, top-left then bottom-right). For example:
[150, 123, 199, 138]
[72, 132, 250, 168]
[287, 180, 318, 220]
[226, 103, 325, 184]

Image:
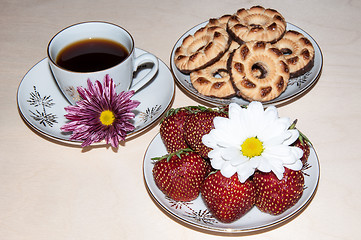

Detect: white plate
[17, 48, 175, 145]
[143, 133, 320, 233]
[170, 22, 323, 106]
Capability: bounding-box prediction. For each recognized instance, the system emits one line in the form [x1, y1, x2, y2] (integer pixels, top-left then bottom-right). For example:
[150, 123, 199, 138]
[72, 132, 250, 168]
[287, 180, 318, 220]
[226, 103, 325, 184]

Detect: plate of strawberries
[143, 103, 319, 233]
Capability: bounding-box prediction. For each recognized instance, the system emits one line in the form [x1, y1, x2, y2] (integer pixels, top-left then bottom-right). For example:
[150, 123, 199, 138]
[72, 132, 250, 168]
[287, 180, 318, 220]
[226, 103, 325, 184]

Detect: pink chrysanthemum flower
[61, 75, 140, 148]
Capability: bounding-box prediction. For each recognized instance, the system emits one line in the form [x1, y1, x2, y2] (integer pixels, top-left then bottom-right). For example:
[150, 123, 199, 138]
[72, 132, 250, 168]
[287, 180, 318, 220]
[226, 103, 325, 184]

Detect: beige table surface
[1, 0, 360, 239]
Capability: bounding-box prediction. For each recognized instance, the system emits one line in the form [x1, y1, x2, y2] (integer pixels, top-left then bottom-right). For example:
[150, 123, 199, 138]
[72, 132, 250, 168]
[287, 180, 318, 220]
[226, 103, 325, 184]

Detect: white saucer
[170, 22, 323, 106]
[17, 48, 175, 145]
[143, 133, 320, 233]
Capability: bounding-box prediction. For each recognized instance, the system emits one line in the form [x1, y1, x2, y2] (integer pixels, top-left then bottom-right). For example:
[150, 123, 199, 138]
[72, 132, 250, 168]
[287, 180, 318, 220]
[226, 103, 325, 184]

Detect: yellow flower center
[99, 110, 115, 126]
[241, 137, 264, 158]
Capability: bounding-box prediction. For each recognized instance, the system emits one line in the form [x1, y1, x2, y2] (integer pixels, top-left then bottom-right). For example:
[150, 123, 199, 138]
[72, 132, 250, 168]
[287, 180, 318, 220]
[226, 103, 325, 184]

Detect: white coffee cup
[47, 21, 159, 105]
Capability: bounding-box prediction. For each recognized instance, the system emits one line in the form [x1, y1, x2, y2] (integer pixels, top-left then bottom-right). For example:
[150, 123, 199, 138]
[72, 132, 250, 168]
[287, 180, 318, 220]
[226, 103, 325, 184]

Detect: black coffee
[56, 38, 129, 72]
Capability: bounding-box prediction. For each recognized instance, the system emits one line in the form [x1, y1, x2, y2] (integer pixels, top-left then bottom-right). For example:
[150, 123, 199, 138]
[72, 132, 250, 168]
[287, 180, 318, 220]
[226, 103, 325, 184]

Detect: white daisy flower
[202, 102, 303, 183]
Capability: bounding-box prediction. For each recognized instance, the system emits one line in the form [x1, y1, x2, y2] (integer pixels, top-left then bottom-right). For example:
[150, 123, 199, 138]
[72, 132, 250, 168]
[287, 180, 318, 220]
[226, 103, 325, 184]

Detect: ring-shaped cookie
[190, 41, 240, 98]
[227, 6, 286, 44]
[272, 30, 315, 78]
[174, 25, 230, 74]
[229, 41, 290, 102]
[190, 60, 235, 98]
[207, 14, 232, 30]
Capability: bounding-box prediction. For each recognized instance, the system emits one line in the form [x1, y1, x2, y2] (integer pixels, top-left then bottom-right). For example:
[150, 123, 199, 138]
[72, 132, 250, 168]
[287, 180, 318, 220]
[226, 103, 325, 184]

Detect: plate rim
[170, 21, 323, 107]
[17, 48, 175, 145]
[143, 132, 320, 233]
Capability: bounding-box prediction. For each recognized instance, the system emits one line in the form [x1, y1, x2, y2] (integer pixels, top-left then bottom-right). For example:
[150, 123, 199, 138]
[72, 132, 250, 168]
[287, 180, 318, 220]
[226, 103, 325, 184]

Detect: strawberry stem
[151, 148, 194, 162]
[289, 119, 298, 129]
[161, 105, 229, 122]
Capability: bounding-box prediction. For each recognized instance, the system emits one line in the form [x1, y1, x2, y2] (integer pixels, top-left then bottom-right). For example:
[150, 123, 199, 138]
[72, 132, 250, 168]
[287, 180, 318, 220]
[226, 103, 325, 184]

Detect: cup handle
[129, 53, 159, 92]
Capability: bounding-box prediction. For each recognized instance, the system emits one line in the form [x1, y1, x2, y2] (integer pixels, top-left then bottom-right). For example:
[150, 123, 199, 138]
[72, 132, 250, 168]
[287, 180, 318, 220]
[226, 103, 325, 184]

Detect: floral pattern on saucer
[28, 86, 58, 127]
[17, 48, 174, 144]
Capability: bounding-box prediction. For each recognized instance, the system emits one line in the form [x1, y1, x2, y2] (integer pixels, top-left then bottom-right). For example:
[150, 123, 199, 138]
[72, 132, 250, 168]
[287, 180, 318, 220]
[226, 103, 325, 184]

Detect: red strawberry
[253, 168, 304, 215]
[183, 108, 227, 158]
[152, 149, 210, 202]
[293, 131, 311, 165]
[159, 107, 192, 153]
[201, 171, 256, 223]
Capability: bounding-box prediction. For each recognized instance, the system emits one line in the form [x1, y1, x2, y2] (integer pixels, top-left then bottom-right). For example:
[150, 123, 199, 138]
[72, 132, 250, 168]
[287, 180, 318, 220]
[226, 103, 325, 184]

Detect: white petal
[248, 101, 264, 113]
[268, 159, 286, 180]
[248, 156, 262, 169]
[285, 159, 303, 171]
[246, 102, 265, 135]
[221, 147, 244, 165]
[281, 154, 299, 165]
[228, 103, 245, 124]
[206, 130, 227, 148]
[202, 133, 216, 148]
[228, 102, 242, 114]
[283, 129, 300, 146]
[256, 156, 273, 172]
[262, 131, 292, 146]
[217, 129, 244, 148]
[258, 152, 285, 176]
[265, 144, 292, 156]
[220, 162, 237, 178]
[273, 169, 285, 180]
[236, 168, 253, 183]
[278, 117, 292, 131]
[291, 146, 304, 159]
[213, 116, 229, 129]
[210, 155, 225, 169]
[258, 106, 278, 132]
[208, 148, 222, 159]
[258, 120, 288, 143]
[229, 104, 250, 137]
[264, 105, 278, 119]
[264, 145, 299, 165]
[231, 154, 249, 166]
[210, 116, 247, 149]
[236, 157, 260, 183]
[237, 170, 254, 183]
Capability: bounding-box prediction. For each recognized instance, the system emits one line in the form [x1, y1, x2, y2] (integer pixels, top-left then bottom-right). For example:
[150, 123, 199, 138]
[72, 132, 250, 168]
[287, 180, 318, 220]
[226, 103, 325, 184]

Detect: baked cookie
[174, 25, 231, 74]
[190, 60, 235, 98]
[207, 14, 232, 30]
[227, 6, 287, 44]
[190, 41, 240, 98]
[272, 30, 315, 78]
[229, 41, 290, 102]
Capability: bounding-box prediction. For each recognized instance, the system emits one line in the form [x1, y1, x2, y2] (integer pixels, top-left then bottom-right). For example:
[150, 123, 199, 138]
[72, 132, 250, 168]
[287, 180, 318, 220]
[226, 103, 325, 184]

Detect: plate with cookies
[170, 6, 323, 106]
